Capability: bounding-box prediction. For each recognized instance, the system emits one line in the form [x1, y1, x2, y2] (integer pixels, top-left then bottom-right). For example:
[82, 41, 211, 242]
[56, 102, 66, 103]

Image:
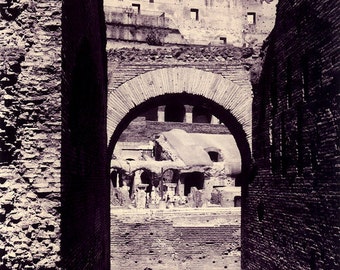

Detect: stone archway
[107, 67, 252, 156]
[108, 67, 252, 269]
[107, 68, 252, 181]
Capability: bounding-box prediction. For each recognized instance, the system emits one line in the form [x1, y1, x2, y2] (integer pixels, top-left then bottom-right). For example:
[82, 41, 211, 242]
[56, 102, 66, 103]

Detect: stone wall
[246, 0, 339, 269]
[111, 208, 241, 270]
[1, 0, 110, 268]
[104, 0, 278, 46]
[0, 0, 62, 268]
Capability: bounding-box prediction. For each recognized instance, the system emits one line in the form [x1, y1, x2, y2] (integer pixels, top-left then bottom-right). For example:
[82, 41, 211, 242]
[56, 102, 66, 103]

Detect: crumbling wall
[118, 118, 230, 143]
[107, 45, 255, 94]
[0, 0, 62, 268]
[245, 1, 339, 269]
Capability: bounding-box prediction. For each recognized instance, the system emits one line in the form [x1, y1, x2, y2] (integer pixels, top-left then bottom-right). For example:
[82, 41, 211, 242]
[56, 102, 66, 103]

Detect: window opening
[280, 113, 287, 176]
[192, 106, 212, 123]
[220, 37, 227, 44]
[234, 196, 241, 207]
[297, 104, 304, 175]
[286, 57, 292, 108]
[190, 8, 199, 21]
[143, 107, 158, 121]
[208, 151, 219, 162]
[131, 3, 140, 14]
[301, 54, 309, 101]
[247, 12, 256, 24]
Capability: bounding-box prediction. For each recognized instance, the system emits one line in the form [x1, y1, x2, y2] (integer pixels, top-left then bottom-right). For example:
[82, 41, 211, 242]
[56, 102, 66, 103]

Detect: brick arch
[107, 67, 252, 179]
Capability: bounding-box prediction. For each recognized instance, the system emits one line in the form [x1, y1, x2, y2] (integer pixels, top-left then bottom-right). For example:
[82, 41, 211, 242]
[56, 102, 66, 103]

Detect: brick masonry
[118, 119, 231, 143]
[106, 46, 255, 174]
[106, 45, 254, 269]
[0, 0, 338, 269]
[246, 0, 339, 269]
[111, 208, 241, 270]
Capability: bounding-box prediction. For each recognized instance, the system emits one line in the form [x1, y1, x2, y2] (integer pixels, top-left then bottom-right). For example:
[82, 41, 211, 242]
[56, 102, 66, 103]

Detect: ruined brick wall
[111, 208, 241, 270]
[119, 119, 230, 143]
[107, 45, 254, 92]
[0, 0, 62, 268]
[245, 0, 339, 269]
[61, 0, 110, 269]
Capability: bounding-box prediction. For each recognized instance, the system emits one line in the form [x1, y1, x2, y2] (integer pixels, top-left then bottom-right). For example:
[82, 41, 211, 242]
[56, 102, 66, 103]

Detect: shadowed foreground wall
[245, 1, 339, 269]
[61, 0, 109, 269]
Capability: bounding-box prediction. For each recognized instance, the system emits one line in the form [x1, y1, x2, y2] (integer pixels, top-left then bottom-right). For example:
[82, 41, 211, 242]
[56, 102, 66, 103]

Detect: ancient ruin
[0, 0, 338, 269]
[111, 128, 241, 209]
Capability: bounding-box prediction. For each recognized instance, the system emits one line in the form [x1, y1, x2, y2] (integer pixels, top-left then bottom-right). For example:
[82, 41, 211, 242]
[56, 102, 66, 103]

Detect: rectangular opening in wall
[297, 104, 304, 176]
[247, 12, 256, 24]
[190, 8, 199, 21]
[131, 3, 141, 14]
[149, 0, 154, 3]
[270, 62, 278, 116]
[286, 57, 292, 108]
[220, 37, 227, 44]
[280, 113, 287, 177]
[301, 54, 309, 101]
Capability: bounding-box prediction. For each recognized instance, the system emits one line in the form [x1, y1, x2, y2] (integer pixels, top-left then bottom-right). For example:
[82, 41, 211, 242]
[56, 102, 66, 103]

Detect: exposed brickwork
[246, 1, 339, 269]
[111, 208, 241, 270]
[107, 48, 254, 166]
[0, 0, 61, 268]
[107, 45, 255, 91]
[119, 119, 230, 143]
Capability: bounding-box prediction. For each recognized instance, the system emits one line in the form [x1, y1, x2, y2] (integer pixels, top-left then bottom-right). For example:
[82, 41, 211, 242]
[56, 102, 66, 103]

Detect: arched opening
[107, 68, 252, 270]
[164, 103, 185, 122]
[143, 107, 158, 121]
[192, 106, 212, 123]
[182, 171, 205, 196]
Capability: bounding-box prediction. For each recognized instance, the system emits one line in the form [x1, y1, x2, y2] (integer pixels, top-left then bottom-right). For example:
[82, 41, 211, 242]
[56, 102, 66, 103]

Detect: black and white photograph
[0, 0, 338, 269]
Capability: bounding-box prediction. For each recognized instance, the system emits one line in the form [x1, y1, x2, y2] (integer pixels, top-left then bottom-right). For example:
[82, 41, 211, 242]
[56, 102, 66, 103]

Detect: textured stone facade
[104, 0, 278, 46]
[0, 0, 61, 268]
[246, 0, 339, 269]
[1, 0, 109, 268]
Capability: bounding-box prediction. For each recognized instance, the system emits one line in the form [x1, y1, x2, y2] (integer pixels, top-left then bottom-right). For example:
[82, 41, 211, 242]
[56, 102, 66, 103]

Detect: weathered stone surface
[0, 0, 61, 267]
